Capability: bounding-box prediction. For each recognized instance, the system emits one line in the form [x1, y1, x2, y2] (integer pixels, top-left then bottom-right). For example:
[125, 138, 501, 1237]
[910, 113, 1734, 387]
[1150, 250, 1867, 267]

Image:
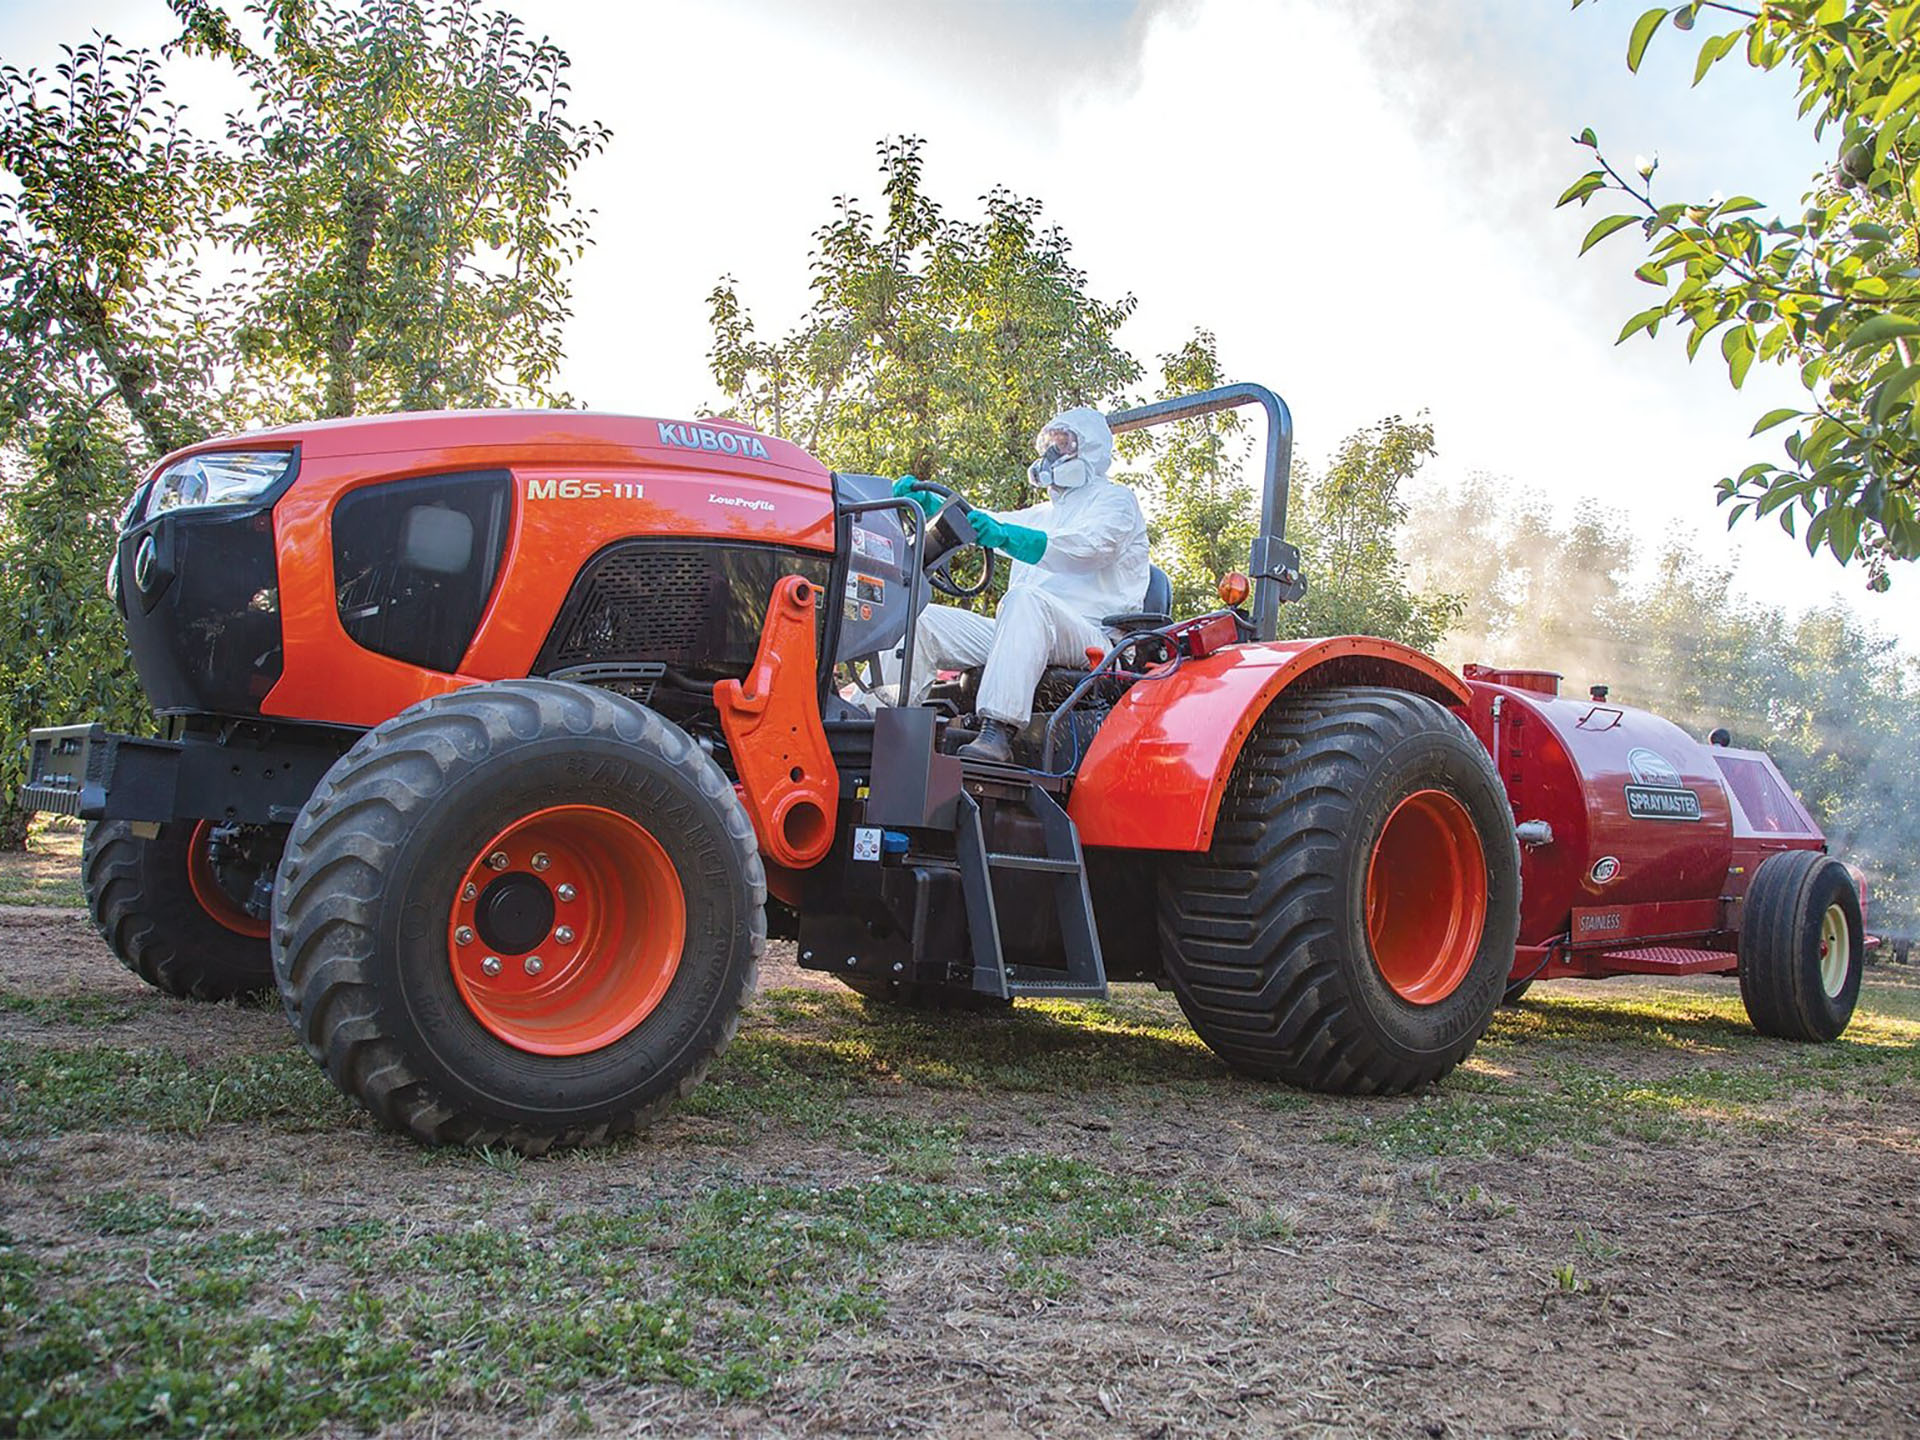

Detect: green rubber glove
[969, 512, 1047, 566]
[890, 474, 942, 519]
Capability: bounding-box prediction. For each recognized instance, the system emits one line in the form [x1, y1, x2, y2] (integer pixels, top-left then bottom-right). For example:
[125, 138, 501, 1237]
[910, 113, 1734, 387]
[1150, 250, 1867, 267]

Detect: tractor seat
[1099, 564, 1173, 633]
[1029, 565, 1175, 708]
[929, 565, 1176, 722]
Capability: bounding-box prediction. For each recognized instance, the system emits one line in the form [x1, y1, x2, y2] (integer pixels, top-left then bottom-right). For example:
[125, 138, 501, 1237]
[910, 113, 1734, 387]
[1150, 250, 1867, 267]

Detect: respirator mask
[1029, 424, 1090, 490]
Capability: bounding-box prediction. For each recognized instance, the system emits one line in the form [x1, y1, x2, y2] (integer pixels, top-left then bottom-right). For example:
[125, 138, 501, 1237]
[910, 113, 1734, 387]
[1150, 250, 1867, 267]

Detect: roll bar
[1105, 382, 1304, 641]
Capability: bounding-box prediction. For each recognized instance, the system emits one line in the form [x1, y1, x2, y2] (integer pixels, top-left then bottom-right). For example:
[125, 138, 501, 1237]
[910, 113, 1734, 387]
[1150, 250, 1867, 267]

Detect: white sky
[4, 0, 1914, 654]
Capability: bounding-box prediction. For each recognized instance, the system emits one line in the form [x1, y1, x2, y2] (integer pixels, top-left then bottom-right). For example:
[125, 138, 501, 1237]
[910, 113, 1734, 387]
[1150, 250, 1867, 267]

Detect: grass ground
[0, 818, 83, 909]
[2, 841, 1917, 1437]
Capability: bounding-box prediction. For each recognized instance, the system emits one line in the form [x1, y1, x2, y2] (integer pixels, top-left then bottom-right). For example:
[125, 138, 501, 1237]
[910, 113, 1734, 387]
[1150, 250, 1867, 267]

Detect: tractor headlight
[141, 450, 295, 522]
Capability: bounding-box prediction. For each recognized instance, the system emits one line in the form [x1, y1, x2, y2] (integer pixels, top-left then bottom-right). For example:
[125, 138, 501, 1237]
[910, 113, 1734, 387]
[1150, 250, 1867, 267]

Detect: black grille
[536, 542, 833, 681]
[551, 549, 718, 665]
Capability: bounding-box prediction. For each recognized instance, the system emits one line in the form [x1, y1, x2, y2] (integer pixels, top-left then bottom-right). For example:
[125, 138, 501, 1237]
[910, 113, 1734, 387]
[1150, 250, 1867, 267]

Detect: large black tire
[272, 679, 765, 1152]
[82, 819, 277, 1000]
[1158, 686, 1520, 1094]
[1738, 849, 1863, 1041]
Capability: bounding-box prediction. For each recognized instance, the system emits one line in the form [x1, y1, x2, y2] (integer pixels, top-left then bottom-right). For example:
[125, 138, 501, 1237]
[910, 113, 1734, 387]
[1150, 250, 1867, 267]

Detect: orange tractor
[22, 385, 1863, 1150]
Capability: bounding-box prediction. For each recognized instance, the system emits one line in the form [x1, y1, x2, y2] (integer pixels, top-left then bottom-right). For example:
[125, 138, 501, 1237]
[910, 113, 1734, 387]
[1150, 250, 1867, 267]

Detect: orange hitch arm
[713, 575, 839, 869]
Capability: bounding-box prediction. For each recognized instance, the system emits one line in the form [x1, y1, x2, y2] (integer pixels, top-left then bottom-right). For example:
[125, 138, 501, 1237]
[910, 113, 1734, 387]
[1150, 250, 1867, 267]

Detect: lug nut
[455, 926, 474, 945]
[481, 956, 502, 977]
[487, 851, 509, 871]
[556, 883, 577, 903]
[524, 955, 544, 976]
[531, 852, 550, 872]
[462, 883, 478, 902]
[555, 926, 576, 945]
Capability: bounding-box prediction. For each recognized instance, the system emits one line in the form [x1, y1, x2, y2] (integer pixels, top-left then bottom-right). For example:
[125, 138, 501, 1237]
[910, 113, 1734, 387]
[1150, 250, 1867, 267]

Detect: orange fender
[714, 576, 839, 868]
[1067, 636, 1470, 852]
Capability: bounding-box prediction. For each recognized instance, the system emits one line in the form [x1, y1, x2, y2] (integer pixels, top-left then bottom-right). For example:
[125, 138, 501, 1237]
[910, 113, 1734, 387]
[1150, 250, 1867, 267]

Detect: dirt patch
[3, 906, 1918, 1438]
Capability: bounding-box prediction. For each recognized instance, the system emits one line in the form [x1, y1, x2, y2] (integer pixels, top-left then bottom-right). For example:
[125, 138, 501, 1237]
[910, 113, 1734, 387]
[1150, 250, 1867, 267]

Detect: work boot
[957, 717, 1015, 765]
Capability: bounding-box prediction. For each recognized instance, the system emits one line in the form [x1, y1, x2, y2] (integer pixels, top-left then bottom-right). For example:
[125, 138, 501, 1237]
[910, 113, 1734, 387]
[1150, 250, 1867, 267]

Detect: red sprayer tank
[1458, 665, 1824, 981]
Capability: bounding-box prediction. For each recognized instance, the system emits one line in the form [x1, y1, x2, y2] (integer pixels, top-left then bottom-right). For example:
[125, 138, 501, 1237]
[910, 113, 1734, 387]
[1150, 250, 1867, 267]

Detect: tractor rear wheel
[272, 679, 764, 1152]
[83, 819, 277, 1000]
[1738, 849, 1863, 1041]
[1158, 686, 1519, 1093]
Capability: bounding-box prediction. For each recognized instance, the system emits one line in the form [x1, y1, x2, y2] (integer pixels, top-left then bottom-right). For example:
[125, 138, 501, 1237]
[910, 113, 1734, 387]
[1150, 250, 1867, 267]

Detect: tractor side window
[332, 470, 512, 673]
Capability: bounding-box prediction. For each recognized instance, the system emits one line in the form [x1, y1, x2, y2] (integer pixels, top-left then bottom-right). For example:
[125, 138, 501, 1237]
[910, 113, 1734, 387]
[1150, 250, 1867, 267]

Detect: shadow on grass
[682, 986, 1226, 1136]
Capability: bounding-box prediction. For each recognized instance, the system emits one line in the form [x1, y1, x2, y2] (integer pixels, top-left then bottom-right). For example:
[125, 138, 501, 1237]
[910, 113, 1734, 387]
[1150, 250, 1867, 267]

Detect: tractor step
[954, 782, 1107, 1003]
[1003, 975, 1108, 999]
[984, 852, 1080, 874]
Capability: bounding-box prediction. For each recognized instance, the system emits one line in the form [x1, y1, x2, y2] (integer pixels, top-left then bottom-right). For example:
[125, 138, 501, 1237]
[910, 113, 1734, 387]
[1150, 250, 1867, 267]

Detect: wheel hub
[1365, 788, 1489, 1005]
[446, 804, 686, 1056]
[1818, 902, 1850, 998]
[473, 872, 556, 956]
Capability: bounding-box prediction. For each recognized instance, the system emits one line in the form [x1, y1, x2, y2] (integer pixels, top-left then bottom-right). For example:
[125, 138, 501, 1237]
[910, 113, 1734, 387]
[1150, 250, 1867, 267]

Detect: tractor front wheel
[272, 679, 764, 1151]
[1738, 849, 1863, 1042]
[1159, 686, 1520, 1093]
[83, 819, 277, 1000]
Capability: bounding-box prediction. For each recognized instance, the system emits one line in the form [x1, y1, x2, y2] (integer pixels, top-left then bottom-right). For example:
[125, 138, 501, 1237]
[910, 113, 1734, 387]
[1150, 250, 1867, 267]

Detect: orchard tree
[1280, 416, 1463, 652]
[0, 35, 234, 844]
[0, 3, 609, 845]
[1118, 330, 1258, 615]
[173, 0, 608, 417]
[0, 34, 231, 455]
[1562, 0, 1920, 588]
[708, 135, 1140, 520]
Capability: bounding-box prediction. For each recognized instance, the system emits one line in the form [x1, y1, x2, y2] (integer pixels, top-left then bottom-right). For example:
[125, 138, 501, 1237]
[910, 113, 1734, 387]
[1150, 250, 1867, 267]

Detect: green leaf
[1628, 7, 1671, 72]
[1804, 507, 1831, 556]
[1617, 305, 1667, 343]
[1633, 260, 1670, 286]
[1692, 30, 1735, 85]
[1722, 325, 1755, 387]
[1842, 315, 1920, 351]
[1715, 196, 1765, 215]
[1556, 171, 1607, 207]
[1576, 127, 1599, 148]
[1580, 212, 1641, 255]
[1874, 70, 1920, 122]
[1830, 505, 1862, 562]
[1751, 407, 1801, 435]
[1869, 363, 1920, 423]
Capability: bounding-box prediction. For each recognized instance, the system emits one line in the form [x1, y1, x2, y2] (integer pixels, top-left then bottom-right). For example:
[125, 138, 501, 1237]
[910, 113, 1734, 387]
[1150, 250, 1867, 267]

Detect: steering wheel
[906, 479, 998, 599]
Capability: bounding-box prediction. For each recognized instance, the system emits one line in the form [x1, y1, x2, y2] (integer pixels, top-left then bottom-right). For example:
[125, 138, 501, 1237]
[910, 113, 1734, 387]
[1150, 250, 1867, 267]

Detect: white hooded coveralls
[909, 407, 1150, 726]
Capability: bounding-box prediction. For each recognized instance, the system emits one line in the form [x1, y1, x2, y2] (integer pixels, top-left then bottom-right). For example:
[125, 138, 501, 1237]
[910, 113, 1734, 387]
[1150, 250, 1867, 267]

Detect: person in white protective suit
[891, 406, 1149, 764]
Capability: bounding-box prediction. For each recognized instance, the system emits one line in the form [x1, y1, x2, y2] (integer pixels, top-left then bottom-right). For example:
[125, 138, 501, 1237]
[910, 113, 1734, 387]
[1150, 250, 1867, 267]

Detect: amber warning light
[1217, 571, 1251, 607]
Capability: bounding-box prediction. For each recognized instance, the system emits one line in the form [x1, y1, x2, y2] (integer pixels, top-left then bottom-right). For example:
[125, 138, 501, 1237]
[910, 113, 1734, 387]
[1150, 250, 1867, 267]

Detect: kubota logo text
[658, 422, 770, 459]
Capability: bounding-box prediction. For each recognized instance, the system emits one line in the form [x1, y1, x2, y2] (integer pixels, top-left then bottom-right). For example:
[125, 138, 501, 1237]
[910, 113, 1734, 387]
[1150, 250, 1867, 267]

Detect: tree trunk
[324, 181, 388, 418]
[0, 800, 34, 853]
[66, 280, 187, 458]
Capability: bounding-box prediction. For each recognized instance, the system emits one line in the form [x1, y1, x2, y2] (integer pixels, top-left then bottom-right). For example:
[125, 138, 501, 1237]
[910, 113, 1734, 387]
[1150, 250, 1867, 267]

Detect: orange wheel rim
[447, 804, 686, 1056]
[1365, 789, 1488, 1005]
[186, 819, 270, 939]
